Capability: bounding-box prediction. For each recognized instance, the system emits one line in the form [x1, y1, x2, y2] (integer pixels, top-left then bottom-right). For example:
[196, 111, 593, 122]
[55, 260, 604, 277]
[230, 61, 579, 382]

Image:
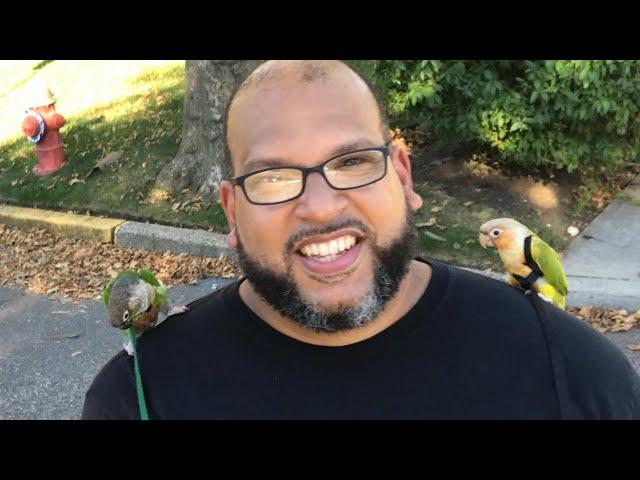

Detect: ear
[390, 142, 423, 212]
[219, 180, 238, 248]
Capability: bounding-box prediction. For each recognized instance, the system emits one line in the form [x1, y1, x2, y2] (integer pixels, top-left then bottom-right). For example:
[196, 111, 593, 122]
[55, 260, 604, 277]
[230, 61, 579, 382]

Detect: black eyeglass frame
[230, 144, 391, 205]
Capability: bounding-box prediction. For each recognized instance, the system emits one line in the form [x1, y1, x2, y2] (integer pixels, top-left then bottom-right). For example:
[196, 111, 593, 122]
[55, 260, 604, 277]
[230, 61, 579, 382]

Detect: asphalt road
[0, 279, 229, 420]
[1, 281, 639, 420]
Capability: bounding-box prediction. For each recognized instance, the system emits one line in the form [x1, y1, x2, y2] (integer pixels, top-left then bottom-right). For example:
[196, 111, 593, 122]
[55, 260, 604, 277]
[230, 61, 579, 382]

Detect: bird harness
[128, 328, 150, 420]
[24, 110, 46, 143]
[511, 235, 544, 291]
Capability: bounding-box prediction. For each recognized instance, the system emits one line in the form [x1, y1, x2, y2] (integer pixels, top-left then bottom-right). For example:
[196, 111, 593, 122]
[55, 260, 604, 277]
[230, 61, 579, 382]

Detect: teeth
[300, 235, 358, 257]
[346, 236, 355, 249]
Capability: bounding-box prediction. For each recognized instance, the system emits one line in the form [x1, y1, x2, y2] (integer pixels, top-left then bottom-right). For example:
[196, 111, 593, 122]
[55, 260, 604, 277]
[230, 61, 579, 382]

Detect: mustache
[285, 218, 373, 252]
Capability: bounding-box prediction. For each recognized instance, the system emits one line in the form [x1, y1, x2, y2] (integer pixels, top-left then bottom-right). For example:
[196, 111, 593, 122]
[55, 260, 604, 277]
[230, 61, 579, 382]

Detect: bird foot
[123, 339, 134, 356]
[167, 305, 190, 317]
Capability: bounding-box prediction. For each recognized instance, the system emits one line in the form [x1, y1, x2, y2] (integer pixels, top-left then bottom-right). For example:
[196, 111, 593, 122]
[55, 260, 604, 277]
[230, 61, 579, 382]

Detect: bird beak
[478, 232, 493, 249]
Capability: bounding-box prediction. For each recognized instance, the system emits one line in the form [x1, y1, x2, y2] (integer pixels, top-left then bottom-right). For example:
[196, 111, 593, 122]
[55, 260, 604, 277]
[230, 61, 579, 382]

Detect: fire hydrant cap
[28, 87, 58, 108]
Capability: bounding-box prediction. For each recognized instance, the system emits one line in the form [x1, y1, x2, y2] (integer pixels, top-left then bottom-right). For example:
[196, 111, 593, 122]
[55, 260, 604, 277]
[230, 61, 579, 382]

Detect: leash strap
[129, 327, 150, 420]
[512, 235, 544, 290]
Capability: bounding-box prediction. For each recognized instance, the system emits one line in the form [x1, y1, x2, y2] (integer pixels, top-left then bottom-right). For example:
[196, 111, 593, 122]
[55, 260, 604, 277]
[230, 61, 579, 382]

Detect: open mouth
[295, 233, 365, 276]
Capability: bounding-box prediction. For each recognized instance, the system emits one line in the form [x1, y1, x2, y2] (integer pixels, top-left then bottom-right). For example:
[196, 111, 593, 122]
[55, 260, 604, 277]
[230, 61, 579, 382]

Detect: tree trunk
[155, 60, 261, 199]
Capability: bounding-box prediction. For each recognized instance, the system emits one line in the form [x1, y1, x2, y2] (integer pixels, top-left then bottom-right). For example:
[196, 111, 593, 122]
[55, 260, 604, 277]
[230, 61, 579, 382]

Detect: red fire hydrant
[21, 87, 66, 176]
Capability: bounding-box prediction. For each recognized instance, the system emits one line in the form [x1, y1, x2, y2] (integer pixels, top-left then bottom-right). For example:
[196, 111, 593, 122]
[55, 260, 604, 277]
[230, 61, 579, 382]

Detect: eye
[122, 311, 130, 321]
[490, 229, 501, 238]
[340, 157, 364, 167]
[331, 154, 375, 170]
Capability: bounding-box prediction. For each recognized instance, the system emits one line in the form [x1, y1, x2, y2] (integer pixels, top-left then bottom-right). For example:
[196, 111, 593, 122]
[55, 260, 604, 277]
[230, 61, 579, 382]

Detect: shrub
[352, 60, 640, 173]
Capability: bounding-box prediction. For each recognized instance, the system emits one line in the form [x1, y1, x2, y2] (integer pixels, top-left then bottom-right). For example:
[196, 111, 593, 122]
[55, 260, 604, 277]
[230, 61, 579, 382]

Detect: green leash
[128, 327, 150, 420]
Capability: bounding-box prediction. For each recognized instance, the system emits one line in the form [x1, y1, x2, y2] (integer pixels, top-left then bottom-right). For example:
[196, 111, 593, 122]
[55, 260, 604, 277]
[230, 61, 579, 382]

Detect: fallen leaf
[415, 218, 437, 228]
[422, 230, 447, 242]
[71, 351, 82, 357]
[0, 223, 239, 301]
[463, 201, 475, 207]
[626, 344, 640, 351]
[430, 206, 442, 213]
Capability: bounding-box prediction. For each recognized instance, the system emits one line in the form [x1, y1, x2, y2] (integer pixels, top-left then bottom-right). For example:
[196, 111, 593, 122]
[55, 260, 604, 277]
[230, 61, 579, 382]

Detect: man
[82, 60, 640, 419]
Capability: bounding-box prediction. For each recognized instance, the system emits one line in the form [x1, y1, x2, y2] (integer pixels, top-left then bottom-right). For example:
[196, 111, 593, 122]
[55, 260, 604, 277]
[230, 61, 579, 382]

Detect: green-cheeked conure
[102, 268, 189, 355]
[479, 218, 568, 309]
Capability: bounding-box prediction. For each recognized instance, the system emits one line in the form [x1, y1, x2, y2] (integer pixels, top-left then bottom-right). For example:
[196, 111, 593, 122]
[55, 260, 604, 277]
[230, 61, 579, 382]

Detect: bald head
[223, 60, 390, 177]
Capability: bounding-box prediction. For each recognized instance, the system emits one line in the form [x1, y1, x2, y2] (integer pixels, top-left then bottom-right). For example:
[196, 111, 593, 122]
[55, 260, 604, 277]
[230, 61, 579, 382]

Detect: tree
[155, 60, 261, 199]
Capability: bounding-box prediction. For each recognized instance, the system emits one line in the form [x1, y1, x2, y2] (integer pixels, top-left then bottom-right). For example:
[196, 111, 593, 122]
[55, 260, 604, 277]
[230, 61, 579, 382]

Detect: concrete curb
[0, 205, 126, 242]
[114, 221, 236, 261]
[0, 201, 637, 310]
[0, 203, 236, 260]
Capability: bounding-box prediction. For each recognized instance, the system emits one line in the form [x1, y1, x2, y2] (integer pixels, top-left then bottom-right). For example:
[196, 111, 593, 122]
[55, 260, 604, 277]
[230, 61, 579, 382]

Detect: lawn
[0, 60, 228, 232]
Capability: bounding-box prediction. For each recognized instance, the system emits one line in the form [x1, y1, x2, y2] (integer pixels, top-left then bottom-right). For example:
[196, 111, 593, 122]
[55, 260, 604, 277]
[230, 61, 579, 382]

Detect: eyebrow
[242, 138, 383, 175]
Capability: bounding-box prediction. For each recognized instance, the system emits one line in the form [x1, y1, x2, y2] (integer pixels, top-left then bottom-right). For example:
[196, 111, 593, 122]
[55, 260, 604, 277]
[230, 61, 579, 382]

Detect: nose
[294, 171, 348, 223]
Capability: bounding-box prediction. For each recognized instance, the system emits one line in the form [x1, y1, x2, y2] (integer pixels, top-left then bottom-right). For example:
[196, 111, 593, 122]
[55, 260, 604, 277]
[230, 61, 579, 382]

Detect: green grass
[0, 60, 229, 232]
[618, 193, 640, 206]
[413, 184, 565, 270]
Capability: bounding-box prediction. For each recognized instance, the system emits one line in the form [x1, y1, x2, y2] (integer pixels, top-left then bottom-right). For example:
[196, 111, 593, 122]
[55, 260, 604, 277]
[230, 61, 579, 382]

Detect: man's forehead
[228, 70, 382, 169]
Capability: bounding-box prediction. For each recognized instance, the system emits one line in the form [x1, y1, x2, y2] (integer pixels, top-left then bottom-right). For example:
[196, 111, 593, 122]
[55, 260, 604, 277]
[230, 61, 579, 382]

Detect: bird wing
[153, 284, 169, 312]
[530, 235, 568, 296]
[136, 268, 161, 287]
[136, 269, 169, 311]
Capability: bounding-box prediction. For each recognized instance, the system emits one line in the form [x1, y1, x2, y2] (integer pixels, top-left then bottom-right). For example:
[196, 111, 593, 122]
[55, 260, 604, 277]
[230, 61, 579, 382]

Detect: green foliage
[361, 60, 640, 173]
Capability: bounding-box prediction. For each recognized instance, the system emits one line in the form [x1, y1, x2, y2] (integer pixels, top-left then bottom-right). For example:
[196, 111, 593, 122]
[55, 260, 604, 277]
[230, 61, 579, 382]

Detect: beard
[235, 207, 417, 333]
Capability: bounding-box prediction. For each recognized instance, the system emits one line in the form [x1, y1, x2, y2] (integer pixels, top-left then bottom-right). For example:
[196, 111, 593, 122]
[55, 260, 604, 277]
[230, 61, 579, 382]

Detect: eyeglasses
[230, 145, 390, 205]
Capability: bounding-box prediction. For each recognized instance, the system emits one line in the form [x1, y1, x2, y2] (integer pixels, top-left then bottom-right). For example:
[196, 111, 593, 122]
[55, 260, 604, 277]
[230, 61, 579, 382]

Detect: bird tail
[537, 283, 566, 310]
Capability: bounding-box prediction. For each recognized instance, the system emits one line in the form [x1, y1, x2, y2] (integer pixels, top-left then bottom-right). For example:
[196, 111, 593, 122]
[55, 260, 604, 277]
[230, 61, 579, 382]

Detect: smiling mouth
[295, 233, 365, 277]
[298, 234, 360, 262]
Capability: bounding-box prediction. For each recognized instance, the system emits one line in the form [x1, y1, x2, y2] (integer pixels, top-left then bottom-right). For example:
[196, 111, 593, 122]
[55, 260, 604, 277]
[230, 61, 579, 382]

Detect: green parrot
[102, 268, 188, 355]
[478, 218, 568, 309]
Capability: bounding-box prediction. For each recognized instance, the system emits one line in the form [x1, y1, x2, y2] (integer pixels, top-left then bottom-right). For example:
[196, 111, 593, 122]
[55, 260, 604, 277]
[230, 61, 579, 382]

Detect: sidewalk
[562, 174, 640, 311]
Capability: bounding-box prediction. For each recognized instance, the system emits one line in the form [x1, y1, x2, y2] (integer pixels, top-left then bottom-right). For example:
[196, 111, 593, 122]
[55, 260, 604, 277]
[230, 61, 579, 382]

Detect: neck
[238, 259, 432, 346]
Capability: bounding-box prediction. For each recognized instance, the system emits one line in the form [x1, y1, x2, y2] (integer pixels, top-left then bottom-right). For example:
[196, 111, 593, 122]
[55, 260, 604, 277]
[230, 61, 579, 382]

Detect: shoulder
[81, 350, 136, 419]
[437, 261, 640, 418]
[140, 280, 240, 347]
[436, 262, 543, 329]
[82, 281, 242, 419]
[536, 300, 640, 418]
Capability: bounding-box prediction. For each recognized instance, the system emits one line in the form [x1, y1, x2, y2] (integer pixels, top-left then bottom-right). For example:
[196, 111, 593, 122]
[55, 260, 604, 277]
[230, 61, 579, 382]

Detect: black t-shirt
[81, 259, 640, 419]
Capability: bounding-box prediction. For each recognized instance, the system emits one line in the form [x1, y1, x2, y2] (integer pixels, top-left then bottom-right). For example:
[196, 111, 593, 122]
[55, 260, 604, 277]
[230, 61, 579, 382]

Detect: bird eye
[122, 311, 129, 321]
[491, 229, 501, 237]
